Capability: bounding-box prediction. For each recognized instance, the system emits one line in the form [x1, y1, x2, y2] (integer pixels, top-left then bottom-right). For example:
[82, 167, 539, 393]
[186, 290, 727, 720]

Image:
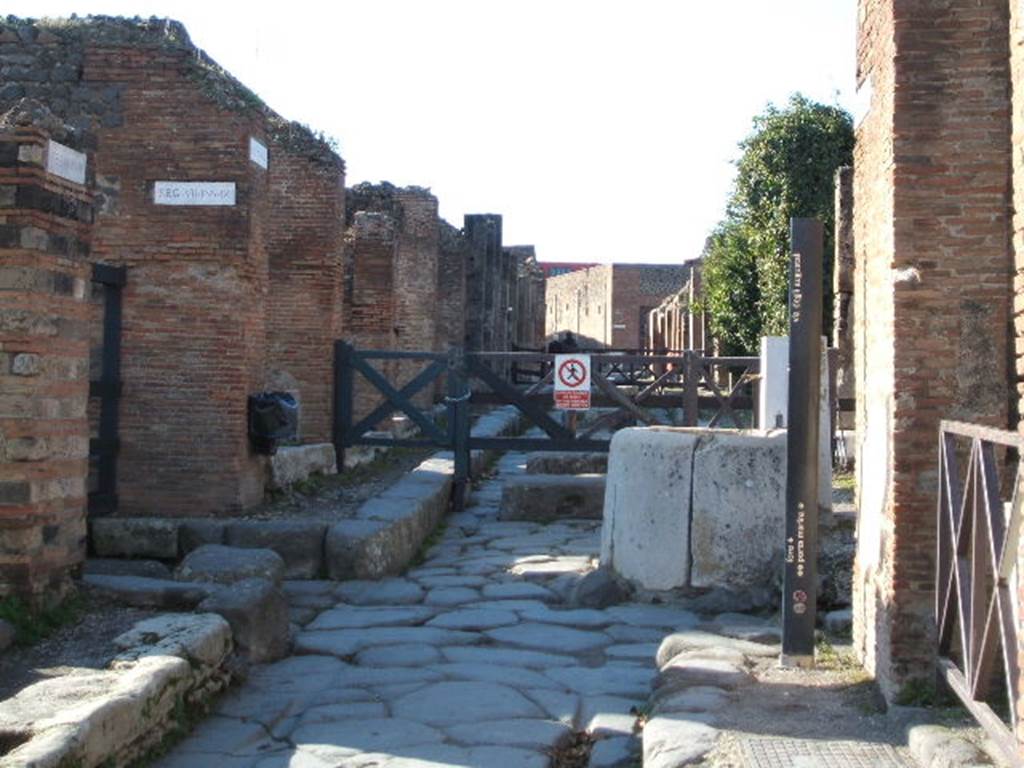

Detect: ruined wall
[853, 0, 1013, 699]
[508, 246, 545, 349]
[0, 118, 91, 602]
[464, 214, 503, 351]
[437, 220, 466, 351]
[544, 265, 612, 346]
[265, 129, 345, 445]
[0, 18, 345, 517]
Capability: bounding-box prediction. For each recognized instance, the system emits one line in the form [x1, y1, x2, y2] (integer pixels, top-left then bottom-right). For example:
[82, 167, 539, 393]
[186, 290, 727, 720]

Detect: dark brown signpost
[781, 218, 823, 666]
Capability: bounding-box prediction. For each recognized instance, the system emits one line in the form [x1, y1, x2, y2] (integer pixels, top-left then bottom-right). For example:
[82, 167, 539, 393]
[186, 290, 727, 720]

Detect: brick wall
[853, 0, 1013, 699]
[0, 119, 91, 603]
[508, 246, 545, 349]
[610, 265, 690, 349]
[833, 166, 855, 430]
[1, 18, 346, 517]
[265, 133, 345, 444]
[545, 265, 612, 346]
[437, 220, 467, 351]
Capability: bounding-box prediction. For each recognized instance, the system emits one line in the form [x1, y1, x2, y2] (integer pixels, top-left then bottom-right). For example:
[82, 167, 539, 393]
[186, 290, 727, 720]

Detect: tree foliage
[702, 94, 854, 352]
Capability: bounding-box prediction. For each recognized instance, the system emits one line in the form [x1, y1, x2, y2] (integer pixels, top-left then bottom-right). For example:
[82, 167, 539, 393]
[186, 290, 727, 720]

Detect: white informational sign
[553, 354, 591, 410]
[249, 137, 268, 169]
[46, 140, 87, 185]
[153, 181, 236, 206]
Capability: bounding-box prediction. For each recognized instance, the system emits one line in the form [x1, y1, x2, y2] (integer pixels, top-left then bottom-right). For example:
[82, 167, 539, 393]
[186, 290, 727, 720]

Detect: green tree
[701, 221, 761, 355]
[703, 94, 854, 349]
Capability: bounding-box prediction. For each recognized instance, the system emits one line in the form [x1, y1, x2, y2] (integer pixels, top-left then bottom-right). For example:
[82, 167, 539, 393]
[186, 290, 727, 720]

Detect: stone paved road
[155, 452, 686, 767]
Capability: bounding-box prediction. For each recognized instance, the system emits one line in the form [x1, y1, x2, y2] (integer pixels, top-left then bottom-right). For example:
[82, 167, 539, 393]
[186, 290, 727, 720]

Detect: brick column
[0, 122, 92, 604]
[853, 0, 1013, 699]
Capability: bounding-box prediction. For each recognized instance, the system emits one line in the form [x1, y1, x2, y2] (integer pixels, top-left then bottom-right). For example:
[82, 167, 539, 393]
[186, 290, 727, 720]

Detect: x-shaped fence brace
[936, 421, 1024, 765]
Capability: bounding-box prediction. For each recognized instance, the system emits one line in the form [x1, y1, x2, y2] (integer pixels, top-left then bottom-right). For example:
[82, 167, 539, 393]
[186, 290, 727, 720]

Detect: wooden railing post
[683, 350, 700, 426]
[332, 341, 353, 472]
[448, 347, 471, 512]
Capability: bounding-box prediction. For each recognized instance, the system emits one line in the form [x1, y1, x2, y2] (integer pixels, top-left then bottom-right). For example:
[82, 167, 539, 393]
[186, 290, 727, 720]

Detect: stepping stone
[434, 663, 560, 690]
[654, 658, 753, 692]
[356, 644, 442, 668]
[445, 718, 572, 750]
[440, 645, 573, 670]
[199, 577, 290, 663]
[481, 582, 557, 601]
[392, 681, 543, 727]
[486, 623, 611, 653]
[292, 718, 444, 762]
[426, 608, 519, 630]
[580, 695, 642, 737]
[335, 578, 424, 606]
[176, 545, 285, 585]
[424, 587, 481, 606]
[656, 631, 776, 665]
[546, 665, 652, 697]
[305, 605, 435, 631]
[294, 626, 478, 657]
[643, 715, 719, 768]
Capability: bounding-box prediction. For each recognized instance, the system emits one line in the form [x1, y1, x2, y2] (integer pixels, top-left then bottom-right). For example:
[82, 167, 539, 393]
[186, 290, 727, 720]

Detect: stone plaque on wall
[46, 140, 87, 185]
[249, 137, 268, 169]
[153, 181, 236, 206]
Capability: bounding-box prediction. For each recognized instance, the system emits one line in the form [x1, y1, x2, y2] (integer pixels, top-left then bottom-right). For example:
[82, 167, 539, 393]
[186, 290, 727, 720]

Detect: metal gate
[87, 263, 125, 516]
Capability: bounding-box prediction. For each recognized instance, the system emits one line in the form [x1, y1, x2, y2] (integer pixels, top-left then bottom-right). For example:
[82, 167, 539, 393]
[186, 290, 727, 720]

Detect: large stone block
[90, 518, 179, 559]
[267, 443, 337, 490]
[499, 474, 606, 522]
[689, 430, 786, 590]
[601, 427, 787, 593]
[601, 428, 699, 590]
[199, 578, 290, 663]
[224, 520, 327, 579]
[175, 544, 285, 585]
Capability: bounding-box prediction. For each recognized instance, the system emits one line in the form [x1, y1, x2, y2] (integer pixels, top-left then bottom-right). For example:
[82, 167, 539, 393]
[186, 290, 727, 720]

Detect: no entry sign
[554, 354, 591, 410]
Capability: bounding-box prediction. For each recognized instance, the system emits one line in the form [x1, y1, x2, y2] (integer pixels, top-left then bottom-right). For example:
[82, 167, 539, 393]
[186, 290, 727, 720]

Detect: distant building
[545, 263, 692, 349]
[537, 261, 599, 279]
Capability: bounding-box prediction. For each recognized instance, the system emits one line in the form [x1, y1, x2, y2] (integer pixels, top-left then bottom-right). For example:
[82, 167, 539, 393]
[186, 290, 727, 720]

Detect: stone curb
[88, 407, 523, 583]
[890, 708, 997, 768]
[0, 614, 233, 768]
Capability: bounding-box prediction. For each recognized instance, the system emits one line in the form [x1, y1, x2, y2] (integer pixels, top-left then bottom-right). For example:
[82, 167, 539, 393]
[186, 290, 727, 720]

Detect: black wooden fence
[333, 343, 759, 510]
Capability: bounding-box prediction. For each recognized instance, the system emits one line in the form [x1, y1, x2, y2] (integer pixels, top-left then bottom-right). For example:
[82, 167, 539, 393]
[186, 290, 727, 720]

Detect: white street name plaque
[249, 137, 268, 169]
[46, 140, 87, 185]
[153, 181, 236, 206]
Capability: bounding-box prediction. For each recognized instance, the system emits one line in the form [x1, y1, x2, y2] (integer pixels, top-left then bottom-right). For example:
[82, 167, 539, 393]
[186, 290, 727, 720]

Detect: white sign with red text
[554, 354, 591, 410]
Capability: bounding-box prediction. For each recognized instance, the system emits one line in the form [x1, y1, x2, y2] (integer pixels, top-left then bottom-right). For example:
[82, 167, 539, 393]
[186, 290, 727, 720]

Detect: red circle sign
[558, 358, 587, 387]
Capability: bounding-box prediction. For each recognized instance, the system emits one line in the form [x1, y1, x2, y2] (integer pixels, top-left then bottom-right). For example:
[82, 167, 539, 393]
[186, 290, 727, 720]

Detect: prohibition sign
[558, 358, 587, 388]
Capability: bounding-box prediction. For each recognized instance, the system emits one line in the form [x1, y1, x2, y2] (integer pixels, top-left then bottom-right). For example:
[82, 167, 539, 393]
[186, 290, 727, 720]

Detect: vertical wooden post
[781, 218, 823, 666]
[683, 350, 700, 426]
[332, 341, 353, 473]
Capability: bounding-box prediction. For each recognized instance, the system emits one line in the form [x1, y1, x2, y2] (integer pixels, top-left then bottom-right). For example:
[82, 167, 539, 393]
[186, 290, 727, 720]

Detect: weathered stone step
[498, 474, 606, 522]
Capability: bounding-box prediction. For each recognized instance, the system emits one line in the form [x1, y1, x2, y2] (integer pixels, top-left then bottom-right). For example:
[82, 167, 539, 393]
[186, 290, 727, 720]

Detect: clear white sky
[11, 1, 857, 264]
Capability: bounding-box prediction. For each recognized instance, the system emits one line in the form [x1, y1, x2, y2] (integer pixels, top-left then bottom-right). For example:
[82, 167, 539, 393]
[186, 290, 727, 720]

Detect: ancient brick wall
[610, 265, 690, 349]
[853, 0, 1013, 700]
[437, 220, 467, 351]
[507, 246, 545, 349]
[265, 135, 345, 444]
[0, 119, 92, 602]
[1, 18, 345, 517]
[544, 265, 612, 346]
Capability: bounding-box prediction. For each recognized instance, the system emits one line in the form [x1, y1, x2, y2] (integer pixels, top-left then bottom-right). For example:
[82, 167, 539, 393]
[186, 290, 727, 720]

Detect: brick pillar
[832, 166, 855, 431]
[0, 122, 92, 604]
[343, 211, 397, 422]
[853, 0, 1012, 700]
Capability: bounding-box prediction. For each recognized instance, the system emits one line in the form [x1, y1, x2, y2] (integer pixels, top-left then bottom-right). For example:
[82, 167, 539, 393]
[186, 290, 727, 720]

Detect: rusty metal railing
[936, 420, 1024, 765]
